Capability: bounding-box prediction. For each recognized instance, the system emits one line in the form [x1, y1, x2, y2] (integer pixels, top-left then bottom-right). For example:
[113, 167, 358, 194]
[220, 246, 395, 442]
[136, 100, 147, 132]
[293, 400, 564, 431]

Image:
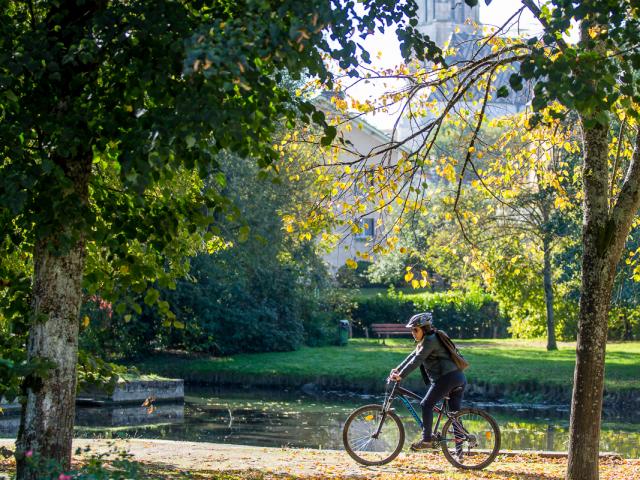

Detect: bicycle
[342, 379, 501, 470]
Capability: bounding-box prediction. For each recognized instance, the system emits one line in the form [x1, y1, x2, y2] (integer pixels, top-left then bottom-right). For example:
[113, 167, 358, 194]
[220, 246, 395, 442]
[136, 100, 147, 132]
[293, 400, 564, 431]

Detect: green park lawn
[132, 338, 640, 394]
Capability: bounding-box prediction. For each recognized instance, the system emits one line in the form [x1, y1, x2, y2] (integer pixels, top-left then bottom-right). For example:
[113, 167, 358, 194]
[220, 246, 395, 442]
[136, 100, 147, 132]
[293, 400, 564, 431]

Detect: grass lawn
[132, 339, 640, 393]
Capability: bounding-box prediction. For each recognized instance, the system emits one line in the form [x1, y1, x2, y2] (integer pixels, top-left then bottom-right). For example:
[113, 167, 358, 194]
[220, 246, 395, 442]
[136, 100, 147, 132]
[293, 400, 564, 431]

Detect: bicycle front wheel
[342, 404, 405, 466]
[441, 408, 501, 470]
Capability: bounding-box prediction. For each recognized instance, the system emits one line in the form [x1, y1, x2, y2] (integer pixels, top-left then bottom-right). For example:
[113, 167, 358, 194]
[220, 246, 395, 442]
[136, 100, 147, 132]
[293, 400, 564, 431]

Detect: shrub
[161, 253, 306, 355]
[300, 288, 356, 346]
[404, 289, 506, 338]
[350, 294, 416, 335]
[351, 289, 507, 338]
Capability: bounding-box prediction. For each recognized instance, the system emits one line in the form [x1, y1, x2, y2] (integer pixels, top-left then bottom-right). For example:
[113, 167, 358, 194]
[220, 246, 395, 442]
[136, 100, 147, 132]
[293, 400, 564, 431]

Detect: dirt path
[1, 439, 638, 479]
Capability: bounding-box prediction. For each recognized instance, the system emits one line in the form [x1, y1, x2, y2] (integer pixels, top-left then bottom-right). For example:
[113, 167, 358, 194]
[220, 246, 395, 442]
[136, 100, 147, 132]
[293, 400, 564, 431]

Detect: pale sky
[364, 0, 547, 69]
[348, 1, 576, 130]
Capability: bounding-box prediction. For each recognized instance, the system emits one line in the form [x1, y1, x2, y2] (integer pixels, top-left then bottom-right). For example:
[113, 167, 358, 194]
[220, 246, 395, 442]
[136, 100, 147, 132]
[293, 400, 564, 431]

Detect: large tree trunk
[567, 120, 612, 480]
[566, 121, 640, 480]
[566, 252, 612, 480]
[15, 240, 85, 479]
[15, 158, 90, 479]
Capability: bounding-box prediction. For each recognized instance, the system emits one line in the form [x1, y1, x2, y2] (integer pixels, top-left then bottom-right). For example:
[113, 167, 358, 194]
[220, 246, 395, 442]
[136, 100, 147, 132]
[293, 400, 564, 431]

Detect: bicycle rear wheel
[441, 408, 500, 470]
[342, 404, 405, 466]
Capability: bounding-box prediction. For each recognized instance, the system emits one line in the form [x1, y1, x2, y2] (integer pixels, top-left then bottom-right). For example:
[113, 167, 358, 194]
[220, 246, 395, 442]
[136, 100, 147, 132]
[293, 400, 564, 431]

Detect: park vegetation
[1, 1, 640, 480]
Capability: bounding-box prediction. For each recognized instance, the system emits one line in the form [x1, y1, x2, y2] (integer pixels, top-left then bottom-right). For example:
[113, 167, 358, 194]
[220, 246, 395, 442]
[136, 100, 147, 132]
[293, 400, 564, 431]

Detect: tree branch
[521, 0, 568, 51]
[609, 116, 627, 209]
[609, 128, 640, 255]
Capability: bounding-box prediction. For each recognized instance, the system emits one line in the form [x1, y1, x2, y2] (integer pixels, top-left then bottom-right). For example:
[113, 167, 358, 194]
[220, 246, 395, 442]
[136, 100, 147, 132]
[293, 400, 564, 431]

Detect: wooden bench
[370, 323, 411, 344]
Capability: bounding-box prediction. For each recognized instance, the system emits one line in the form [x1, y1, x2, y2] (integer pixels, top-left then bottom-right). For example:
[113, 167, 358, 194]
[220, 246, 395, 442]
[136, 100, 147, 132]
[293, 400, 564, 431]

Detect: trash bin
[338, 319, 350, 346]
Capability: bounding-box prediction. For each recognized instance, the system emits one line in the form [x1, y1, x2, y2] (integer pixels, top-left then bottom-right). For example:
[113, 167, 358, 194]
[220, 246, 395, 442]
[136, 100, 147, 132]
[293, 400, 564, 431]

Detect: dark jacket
[396, 332, 459, 383]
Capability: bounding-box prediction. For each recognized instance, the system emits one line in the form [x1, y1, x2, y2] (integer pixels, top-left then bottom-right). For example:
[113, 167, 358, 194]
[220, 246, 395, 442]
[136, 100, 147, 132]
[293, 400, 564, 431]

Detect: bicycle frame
[374, 381, 457, 441]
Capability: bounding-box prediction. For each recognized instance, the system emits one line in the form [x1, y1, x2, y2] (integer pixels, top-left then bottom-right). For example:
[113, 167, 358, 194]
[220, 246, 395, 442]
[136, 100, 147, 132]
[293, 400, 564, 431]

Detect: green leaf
[320, 125, 337, 146]
[238, 225, 250, 243]
[509, 73, 523, 92]
[144, 288, 160, 306]
[496, 86, 509, 98]
[5, 90, 18, 103]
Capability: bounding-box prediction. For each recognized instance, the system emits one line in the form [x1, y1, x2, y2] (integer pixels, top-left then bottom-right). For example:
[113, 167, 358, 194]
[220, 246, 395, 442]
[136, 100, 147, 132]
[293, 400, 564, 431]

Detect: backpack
[434, 329, 470, 371]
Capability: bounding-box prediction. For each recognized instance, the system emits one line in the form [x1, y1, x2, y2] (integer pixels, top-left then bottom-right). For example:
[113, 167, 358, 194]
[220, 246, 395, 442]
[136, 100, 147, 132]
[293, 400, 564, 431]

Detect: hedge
[351, 289, 507, 339]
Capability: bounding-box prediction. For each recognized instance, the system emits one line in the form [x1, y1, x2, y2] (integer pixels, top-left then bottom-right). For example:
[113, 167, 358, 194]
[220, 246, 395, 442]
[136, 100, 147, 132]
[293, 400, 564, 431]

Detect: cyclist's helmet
[405, 312, 433, 329]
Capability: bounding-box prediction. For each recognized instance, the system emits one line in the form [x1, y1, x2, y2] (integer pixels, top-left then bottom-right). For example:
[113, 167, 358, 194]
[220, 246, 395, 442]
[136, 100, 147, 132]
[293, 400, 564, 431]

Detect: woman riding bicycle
[389, 311, 467, 451]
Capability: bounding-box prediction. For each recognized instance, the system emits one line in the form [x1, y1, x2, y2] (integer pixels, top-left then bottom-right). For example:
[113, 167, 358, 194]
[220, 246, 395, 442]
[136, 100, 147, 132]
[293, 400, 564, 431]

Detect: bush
[405, 289, 506, 338]
[79, 152, 340, 357]
[351, 289, 507, 338]
[162, 253, 305, 355]
[300, 288, 356, 346]
[351, 293, 415, 335]
[19, 448, 143, 480]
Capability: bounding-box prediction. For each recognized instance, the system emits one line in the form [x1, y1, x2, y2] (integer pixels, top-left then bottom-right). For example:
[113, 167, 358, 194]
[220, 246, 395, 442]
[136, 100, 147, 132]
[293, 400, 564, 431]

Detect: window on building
[355, 218, 375, 240]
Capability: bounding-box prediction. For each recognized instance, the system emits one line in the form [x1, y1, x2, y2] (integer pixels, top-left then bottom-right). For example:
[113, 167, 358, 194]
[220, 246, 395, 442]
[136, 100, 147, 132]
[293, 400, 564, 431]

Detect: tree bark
[566, 120, 611, 480]
[566, 122, 640, 480]
[15, 240, 85, 479]
[15, 158, 90, 479]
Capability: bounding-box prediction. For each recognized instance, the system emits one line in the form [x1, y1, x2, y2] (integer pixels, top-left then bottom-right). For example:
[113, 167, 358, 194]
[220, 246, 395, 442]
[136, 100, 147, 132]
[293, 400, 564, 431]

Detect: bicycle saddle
[444, 386, 464, 399]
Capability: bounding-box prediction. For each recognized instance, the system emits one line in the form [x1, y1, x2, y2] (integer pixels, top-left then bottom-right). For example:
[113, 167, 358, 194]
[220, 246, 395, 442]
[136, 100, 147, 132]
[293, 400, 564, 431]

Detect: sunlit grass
[131, 339, 640, 393]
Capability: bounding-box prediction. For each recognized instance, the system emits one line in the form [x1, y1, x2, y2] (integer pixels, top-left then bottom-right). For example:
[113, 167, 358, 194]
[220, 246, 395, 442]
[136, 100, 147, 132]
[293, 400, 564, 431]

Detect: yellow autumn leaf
[404, 271, 414, 282]
[345, 258, 358, 269]
[82, 316, 90, 328]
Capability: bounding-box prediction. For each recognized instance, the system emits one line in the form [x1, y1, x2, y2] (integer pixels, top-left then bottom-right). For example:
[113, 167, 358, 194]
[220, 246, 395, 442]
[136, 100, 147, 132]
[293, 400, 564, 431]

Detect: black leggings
[420, 369, 466, 441]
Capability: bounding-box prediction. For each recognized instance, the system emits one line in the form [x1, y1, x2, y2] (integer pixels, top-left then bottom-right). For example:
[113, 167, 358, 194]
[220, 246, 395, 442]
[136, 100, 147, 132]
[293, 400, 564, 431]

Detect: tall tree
[0, 1, 433, 477]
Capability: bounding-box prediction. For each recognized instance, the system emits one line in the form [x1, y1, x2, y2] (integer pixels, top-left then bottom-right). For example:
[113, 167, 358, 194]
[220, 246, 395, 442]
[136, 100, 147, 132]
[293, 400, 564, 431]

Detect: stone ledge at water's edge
[0, 378, 184, 415]
[78, 378, 184, 404]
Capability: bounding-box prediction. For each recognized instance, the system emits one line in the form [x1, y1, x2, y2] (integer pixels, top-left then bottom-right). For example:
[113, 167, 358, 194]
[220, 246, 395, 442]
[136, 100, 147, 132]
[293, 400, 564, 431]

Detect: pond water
[2, 386, 639, 458]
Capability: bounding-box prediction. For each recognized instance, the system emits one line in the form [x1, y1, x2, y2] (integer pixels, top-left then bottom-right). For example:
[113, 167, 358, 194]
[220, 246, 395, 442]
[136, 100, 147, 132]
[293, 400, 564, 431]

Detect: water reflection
[0, 386, 638, 458]
[76, 402, 184, 428]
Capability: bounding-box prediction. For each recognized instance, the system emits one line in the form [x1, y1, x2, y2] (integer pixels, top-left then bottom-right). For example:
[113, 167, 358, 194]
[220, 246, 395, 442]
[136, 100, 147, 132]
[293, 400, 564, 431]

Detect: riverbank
[130, 339, 640, 410]
[0, 439, 638, 479]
